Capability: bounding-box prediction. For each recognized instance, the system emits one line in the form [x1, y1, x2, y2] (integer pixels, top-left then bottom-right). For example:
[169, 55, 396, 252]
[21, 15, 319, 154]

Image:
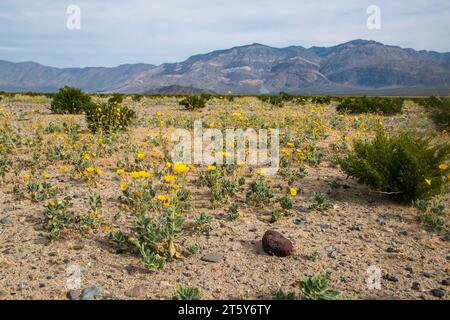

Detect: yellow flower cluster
[173, 162, 190, 175]
[130, 170, 151, 179]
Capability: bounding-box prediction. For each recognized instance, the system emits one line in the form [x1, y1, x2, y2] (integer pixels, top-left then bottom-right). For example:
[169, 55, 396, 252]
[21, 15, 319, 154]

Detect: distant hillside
[1, 40, 449, 95]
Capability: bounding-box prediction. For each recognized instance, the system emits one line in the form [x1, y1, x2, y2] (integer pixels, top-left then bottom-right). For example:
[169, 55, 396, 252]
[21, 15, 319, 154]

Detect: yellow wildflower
[120, 183, 128, 190]
[164, 175, 176, 183]
[439, 163, 448, 171]
[173, 162, 190, 174]
[117, 168, 125, 175]
[290, 187, 298, 197]
[207, 165, 217, 171]
[136, 152, 145, 159]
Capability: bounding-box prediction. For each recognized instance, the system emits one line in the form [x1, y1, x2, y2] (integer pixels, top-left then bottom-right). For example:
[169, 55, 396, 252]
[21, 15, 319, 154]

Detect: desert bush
[179, 95, 209, 110]
[336, 96, 404, 115]
[50, 86, 92, 114]
[258, 94, 286, 107]
[108, 93, 124, 105]
[311, 96, 332, 105]
[85, 100, 136, 133]
[132, 94, 143, 102]
[339, 129, 450, 202]
[417, 96, 450, 129]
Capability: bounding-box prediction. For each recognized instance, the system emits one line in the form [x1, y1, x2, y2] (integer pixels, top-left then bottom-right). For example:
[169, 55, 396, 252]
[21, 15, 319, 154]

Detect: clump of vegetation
[311, 96, 331, 105]
[85, 99, 136, 133]
[336, 96, 404, 115]
[308, 192, 332, 211]
[417, 96, 450, 130]
[258, 93, 295, 108]
[245, 177, 274, 207]
[108, 93, 124, 105]
[50, 86, 92, 114]
[228, 202, 239, 220]
[130, 204, 185, 270]
[193, 212, 214, 235]
[272, 289, 296, 300]
[179, 95, 210, 110]
[340, 129, 449, 202]
[44, 199, 74, 240]
[173, 284, 201, 300]
[414, 197, 447, 230]
[298, 271, 341, 300]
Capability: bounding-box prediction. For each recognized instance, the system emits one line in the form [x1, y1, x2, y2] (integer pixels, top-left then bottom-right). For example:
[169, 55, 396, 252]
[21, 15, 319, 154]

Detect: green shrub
[132, 94, 143, 102]
[108, 93, 124, 105]
[336, 97, 404, 115]
[258, 92, 295, 108]
[339, 129, 450, 202]
[85, 100, 136, 133]
[417, 96, 450, 130]
[179, 95, 209, 110]
[311, 96, 331, 105]
[50, 86, 92, 114]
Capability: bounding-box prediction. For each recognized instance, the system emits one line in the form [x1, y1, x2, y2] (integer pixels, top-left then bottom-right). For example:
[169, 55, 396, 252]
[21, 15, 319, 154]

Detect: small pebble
[430, 289, 445, 298]
[80, 286, 102, 300]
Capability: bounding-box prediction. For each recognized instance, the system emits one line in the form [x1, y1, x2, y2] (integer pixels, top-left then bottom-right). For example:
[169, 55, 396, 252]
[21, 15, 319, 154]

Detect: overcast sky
[1, 0, 449, 67]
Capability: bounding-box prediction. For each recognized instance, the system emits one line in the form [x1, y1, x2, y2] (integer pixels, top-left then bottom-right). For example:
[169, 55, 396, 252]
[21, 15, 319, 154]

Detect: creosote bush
[85, 99, 136, 133]
[339, 129, 450, 202]
[50, 86, 92, 114]
[179, 95, 210, 110]
[417, 96, 450, 130]
[336, 96, 404, 115]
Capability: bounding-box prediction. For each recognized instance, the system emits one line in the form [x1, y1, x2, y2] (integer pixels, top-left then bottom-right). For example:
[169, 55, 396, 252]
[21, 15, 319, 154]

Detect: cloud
[0, 0, 449, 67]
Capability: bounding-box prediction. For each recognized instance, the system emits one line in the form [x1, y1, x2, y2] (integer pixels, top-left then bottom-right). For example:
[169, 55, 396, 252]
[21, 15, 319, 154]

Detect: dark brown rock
[262, 230, 293, 257]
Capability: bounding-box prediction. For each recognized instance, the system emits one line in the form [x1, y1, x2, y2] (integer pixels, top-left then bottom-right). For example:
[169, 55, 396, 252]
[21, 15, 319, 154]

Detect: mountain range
[1, 40, 449, 95]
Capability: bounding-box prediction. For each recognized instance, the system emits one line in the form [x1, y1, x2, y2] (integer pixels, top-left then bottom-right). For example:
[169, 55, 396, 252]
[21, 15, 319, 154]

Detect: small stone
[201, 253, 224, 263]
[67, 289, 80, 300]
[80, 286, 102, 300]
[430, 289, 445, 298]
[262, 230, 294, 257]
[422, 272, 432, 278]
[63, 258, 70, 264]
[39, 283, 45, 288]
[293, 218, 307, 225]
[319, 224, 330, 230]
[405, 266, 413, 273]
[383, 274, 398, 282]
[386, 246, 399, 253]
[412, 282, 421, 290]
[1, 217, 9, 225]
[377, 216, 385, 226]
[124, 285, 145, 298]
[441, 279, 450, 286]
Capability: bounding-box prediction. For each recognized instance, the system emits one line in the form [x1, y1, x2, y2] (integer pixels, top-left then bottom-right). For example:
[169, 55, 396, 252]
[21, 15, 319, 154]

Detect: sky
[1, 0, 449, 68]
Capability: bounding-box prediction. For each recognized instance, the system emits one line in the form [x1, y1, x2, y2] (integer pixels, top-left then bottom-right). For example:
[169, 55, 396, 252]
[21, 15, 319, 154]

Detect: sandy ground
[0, 96, 448, 300]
